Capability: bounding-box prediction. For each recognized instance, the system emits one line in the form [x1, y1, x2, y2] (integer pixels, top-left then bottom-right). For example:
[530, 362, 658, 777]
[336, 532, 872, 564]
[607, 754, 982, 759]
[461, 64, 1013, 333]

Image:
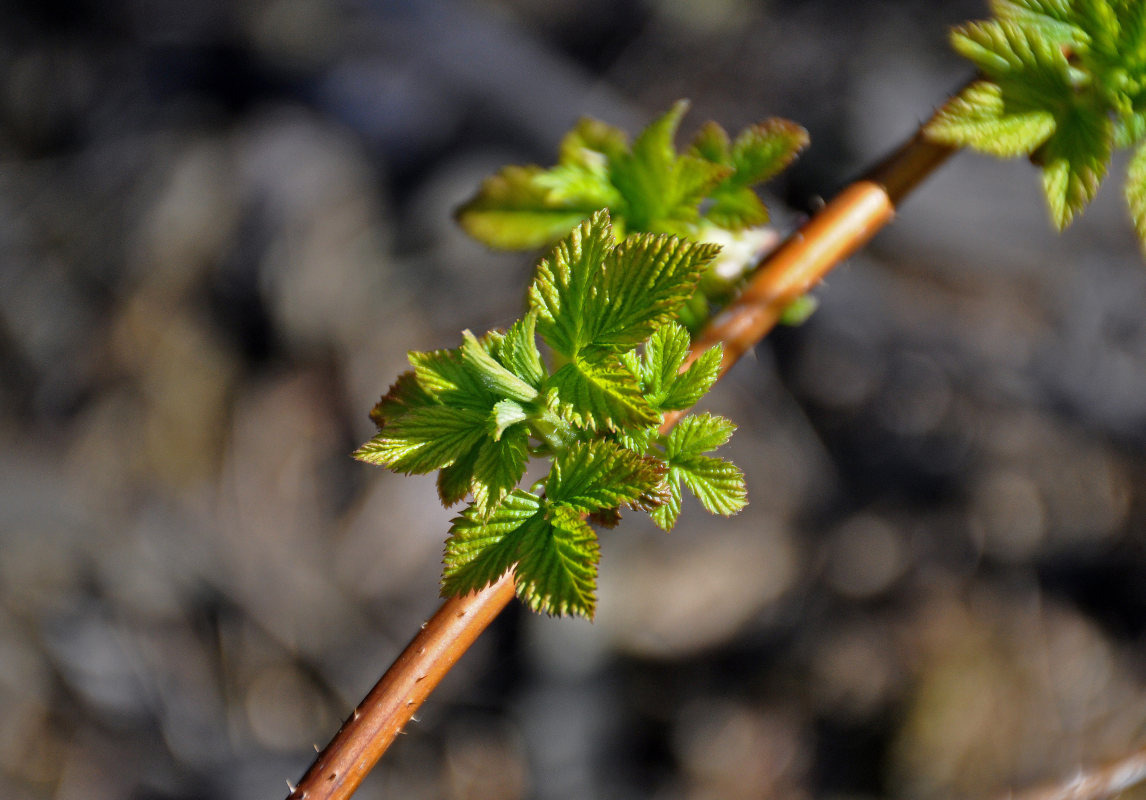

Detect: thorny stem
[287, 576, 516, 799]
[288, 123, 956, 800]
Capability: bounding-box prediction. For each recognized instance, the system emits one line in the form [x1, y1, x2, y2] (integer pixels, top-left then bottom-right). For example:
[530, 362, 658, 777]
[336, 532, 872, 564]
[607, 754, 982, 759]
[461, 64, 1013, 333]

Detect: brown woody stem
[288, 124, 954, 800]
[286, 576, 516, 799]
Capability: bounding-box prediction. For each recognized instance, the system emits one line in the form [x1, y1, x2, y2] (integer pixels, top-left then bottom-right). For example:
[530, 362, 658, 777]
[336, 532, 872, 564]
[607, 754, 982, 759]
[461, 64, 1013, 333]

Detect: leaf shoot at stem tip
[357, 208, 751, 618]
[925, 0, 1146, 251]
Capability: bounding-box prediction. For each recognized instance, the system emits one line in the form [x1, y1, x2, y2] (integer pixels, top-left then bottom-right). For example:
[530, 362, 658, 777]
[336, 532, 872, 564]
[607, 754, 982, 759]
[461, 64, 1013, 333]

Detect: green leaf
[491, 399, 529, 440]
[353, 405, 489, 474]
[457, 104, 805, 250]
[442, 490, 542, 596]
[1076, 0, 1120, 50]
[547, 356, 659, 431]
[665, 412, 736, 460]
[529, 214, 720, 359]
[926, 80, 1057, 156]
[692, 118, 808, 229]
[636, 321, 692, 404]
[558, 116, 630, 166]
[1126, 140, 1146, 252]
[687, 121, 770, 229]
[951, 19, 1071, 84]
[455, 165, 598, 249]
[515, 505, 600, 617]
[529, 210, 614, 358]
[1038, 103, 1112, 228]
[728, 119, 811, 186]
[442, 490, 603, 618]
[610, 101, 730, 233]
[676, 456, 748, 517]
[649, 478, 683, 531]
[410, 349, 494, 411]
[471, 424, 531, 515]
[584, 231, 720, 352]
[497, 313, 546, 388]
[460, 330, 539, 403]
[615, 423, 659, 456]
[690, 120, 731, 163]
[990, 0, 1083, 42]
[369, 370, 435, 428]
[546, 440, 667, 513]
[437, 443, 482, 506]
[704, 188, 771, 230]
[654, 413, 746, 527]
[630, 321, 722, 411]
[661, 345, 723, 411]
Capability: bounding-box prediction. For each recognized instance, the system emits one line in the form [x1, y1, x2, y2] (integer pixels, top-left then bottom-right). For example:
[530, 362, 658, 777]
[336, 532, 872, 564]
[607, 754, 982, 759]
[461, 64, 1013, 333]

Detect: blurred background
[3, 0, 1146, 798]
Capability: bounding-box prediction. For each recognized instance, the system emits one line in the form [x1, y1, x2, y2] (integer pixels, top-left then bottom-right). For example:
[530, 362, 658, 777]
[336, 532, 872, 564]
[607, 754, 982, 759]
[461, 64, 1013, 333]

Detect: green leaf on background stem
[692, 118, 810, 229]
[458, 103, 806, 249]
[628, 321, 691, 405]
[442, 490, 604, 618]
[661, 345, 722, 410]
[455, 165, 602, 249]
[930, 1, 1146, 246]
[610, 100, 731, 234]
[926, 81, 1057, 157]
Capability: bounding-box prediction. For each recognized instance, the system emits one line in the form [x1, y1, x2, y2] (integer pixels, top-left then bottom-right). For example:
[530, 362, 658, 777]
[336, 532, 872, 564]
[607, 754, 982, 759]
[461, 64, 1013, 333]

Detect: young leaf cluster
[456, 102, 808, 314]
[356, 211, 747, 618]
[457, 102, 807, 247]
[926, 0, 1146, 249]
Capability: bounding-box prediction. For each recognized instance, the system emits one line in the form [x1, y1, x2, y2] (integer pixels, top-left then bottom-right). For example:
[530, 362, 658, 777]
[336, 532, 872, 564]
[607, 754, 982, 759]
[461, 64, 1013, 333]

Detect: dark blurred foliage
[3, 1, 1146, 799]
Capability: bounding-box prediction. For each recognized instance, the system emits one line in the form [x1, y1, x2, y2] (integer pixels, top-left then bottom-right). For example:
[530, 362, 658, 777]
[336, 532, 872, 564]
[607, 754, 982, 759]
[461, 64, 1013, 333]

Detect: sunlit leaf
[515, 505, 600, 617]
[546, 440, 667, 513]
